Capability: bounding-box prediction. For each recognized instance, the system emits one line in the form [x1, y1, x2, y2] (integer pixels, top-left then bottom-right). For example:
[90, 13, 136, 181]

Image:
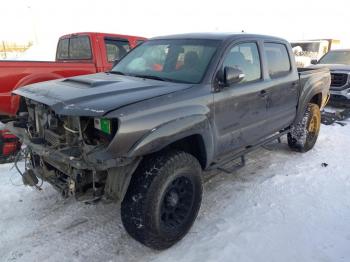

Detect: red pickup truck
[0, 32, 146, 117]
[0, 32, 145, 161]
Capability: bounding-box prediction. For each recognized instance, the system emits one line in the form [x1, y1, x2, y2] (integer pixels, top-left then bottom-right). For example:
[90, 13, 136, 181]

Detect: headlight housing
[94, 118, 112, 134]
[81, 117, 118, 145]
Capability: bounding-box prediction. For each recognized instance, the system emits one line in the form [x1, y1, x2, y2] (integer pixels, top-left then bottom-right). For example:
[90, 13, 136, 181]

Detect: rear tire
[121, 150, 203, 250]
[288, 103, 321, 152]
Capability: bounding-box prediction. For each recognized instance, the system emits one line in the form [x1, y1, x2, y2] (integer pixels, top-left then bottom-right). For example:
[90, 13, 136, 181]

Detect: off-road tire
[121, 150, 203, 250]
[288, 103, 321, 152]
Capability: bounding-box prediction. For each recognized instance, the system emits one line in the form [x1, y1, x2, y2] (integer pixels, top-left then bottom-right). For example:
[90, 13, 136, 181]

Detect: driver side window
[223, 42, 261, 83]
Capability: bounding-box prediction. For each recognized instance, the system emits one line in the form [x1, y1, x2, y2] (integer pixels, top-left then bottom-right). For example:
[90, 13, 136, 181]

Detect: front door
[213, 42, 269, 157]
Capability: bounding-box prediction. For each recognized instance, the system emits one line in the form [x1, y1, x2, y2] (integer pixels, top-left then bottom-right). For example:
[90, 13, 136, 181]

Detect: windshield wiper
[131, 74, 168, 82]
[110, 72, 191, 84]
[108, 71, 126, 75]
[131, 74, 190, 83]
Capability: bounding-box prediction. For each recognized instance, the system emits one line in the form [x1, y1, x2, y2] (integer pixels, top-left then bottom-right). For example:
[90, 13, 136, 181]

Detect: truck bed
[297, 67, 331, 111]
[297, 67, 329, 74]
[0, 60, 97, 116]
[298, 67, 329, 87]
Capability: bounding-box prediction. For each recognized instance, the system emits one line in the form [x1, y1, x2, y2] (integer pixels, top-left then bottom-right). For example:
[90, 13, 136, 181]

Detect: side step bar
[217, 155, 246, 174]
[210, 129, 290, 174]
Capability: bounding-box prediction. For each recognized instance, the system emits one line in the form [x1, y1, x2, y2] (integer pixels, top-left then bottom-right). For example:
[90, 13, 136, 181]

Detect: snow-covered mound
[0, 116, 349, 262]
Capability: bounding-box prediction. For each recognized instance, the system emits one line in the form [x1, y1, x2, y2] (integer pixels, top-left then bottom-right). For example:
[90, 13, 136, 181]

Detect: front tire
[121, 150, 203, 250]
[288, 103, 321, 152]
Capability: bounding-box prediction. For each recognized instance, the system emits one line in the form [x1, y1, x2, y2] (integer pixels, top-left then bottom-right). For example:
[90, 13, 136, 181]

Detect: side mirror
[223, 66, 245, 86]
[310, 59, 318, 65]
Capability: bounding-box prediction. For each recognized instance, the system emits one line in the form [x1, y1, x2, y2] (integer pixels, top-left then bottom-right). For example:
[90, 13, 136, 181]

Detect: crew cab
[7, 33, 330, 250]
[310, 49, 350, 105]
[0, 32, 146, 117]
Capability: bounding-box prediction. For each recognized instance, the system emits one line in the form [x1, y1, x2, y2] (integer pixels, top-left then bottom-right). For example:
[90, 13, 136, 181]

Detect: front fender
[127, 114, 214, 166]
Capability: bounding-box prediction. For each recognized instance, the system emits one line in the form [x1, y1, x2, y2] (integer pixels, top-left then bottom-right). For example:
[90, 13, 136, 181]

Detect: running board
[217, 155, 246, 174]
[210, 129, 290, 173]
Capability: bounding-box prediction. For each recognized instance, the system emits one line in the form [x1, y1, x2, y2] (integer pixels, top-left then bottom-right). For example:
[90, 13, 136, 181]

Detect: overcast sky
[1, 0, 350, 58]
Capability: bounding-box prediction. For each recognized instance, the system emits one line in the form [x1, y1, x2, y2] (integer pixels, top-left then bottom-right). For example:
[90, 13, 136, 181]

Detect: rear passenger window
[69, 36, 92, 60]
[264, 43, 291, 78]
[104, 39, 130, 62]
[223, 42, 261, 83]
[56, 36, 92, 60]
[56, 38, 69, 60]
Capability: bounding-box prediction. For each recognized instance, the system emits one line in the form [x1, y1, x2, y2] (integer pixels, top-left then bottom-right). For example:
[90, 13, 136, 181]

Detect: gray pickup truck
[311, 49, 350, 105]
[7, 33, 330, 250]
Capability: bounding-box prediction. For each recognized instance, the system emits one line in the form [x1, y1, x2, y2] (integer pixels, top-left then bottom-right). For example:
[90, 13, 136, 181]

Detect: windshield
[318, 51, 350, 65]
[111, 39, 220, 84]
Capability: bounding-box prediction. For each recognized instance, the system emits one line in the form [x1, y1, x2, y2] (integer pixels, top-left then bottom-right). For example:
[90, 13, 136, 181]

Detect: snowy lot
[0, 117, 350, 262]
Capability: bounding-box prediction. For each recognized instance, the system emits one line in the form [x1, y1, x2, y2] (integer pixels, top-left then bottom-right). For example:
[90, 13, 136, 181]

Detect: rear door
[262, 42, 299, 132]
[213, 41, 269, 156]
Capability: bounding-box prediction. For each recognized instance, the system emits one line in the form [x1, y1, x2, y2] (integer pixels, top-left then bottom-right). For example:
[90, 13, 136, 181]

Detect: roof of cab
[151, 32, 286, 42]
[59, 32, 146, 40]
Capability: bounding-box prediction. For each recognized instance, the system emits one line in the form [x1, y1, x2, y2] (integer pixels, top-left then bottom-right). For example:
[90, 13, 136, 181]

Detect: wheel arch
[127, 115, 214, 169]
[309, 93, 322, 108]
[294, 91, 322, 125]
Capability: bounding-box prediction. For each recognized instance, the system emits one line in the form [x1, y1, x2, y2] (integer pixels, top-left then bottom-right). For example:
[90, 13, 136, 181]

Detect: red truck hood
[13, 73, 193, 117]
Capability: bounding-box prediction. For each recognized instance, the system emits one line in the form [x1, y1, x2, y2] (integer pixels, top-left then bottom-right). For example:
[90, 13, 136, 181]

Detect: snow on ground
[0, 119, 350, 262]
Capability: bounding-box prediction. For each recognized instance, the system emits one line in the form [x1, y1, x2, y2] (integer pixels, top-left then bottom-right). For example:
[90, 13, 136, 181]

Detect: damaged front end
[7, 99, 140, 202]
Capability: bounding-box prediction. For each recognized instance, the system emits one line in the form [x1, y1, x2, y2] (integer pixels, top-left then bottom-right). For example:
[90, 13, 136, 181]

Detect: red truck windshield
[112, 39, 220, 84]
[56, 35, 92, 60]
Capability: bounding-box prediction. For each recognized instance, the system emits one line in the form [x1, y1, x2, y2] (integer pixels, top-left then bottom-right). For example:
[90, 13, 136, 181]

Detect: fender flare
[127, 114, 214, 167]
[294, 85, 324, 125]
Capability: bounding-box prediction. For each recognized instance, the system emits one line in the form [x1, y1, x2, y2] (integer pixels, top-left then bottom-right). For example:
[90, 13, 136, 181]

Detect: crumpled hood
[13, 73, 193, 117]
[309, 64, 350, 72]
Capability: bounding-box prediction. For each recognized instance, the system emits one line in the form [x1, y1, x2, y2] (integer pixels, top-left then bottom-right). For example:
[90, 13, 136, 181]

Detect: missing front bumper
[6, 121, 141, 202]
